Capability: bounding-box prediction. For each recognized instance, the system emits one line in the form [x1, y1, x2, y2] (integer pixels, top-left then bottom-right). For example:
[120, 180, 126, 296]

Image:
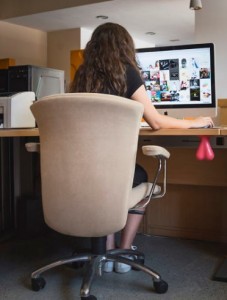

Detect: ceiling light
[146, 32, 156, 36]
[190, 0, 202, 10]
[96, 15, 108, 19]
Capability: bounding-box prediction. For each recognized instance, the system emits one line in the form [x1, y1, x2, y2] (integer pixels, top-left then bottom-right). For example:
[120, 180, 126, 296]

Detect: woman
[69, 22, 214, 273]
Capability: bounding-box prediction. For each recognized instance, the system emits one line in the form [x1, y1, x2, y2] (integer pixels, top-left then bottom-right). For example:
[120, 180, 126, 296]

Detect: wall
[0, 21, 82, 88]
[47, 28, 81, 89]
[0, 21, 47, 66]
[80, 28, 92, 49]
[195, 0, 227, 100]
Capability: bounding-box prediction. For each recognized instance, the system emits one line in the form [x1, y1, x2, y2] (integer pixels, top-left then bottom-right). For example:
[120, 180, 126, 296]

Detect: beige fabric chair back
[31, 93, 144, 237]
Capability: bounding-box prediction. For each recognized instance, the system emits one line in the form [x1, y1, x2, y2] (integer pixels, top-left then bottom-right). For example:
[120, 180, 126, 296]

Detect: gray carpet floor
[0, 231, 227, 300]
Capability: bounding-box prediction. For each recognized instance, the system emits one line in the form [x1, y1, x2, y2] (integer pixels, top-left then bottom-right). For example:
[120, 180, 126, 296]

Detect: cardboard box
[218, 99, 227, 126]
[0, 58, 16, 69]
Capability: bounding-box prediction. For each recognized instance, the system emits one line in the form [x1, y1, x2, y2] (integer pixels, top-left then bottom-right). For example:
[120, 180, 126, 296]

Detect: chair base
[31, 248, 168, 299]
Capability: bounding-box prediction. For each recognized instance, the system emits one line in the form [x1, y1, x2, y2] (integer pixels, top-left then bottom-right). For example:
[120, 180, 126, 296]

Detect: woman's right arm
[131, 85, 214, 130]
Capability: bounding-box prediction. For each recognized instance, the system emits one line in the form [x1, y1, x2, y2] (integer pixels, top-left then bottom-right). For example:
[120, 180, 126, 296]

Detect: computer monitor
[136, 43, 216, 119]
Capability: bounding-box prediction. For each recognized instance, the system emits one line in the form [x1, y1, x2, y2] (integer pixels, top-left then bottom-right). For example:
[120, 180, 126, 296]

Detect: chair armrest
[142, 145, 170, 159]
[25, 142, 40, 153]
[141, 145, 170, 204]
[129, 145, 170, 213]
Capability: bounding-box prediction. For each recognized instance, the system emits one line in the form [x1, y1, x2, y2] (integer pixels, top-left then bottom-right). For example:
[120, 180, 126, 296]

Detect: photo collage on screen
[139, 52, 212, 105]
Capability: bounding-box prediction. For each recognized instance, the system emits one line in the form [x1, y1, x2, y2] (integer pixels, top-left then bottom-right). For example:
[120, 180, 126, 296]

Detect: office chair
[27, 93, 170, 300]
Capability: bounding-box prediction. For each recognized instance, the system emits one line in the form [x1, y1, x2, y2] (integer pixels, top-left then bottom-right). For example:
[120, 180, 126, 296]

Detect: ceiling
[2, 0, 195, 47]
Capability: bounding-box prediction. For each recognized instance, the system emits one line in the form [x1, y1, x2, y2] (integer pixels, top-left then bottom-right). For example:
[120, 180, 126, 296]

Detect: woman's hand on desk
[132, 86, 215, 130]
[188, 116, 214, 129]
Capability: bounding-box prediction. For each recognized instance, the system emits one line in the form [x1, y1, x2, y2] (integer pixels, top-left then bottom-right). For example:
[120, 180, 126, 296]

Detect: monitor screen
[136, 43, 216, 118]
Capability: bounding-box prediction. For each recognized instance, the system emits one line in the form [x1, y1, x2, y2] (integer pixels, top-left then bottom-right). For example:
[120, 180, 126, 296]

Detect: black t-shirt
[125, 65, 144, 99]
[105, 65, 144, 99]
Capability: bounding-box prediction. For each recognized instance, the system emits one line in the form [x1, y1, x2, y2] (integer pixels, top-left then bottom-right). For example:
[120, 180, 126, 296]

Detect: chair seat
[129, 182, 161, 209]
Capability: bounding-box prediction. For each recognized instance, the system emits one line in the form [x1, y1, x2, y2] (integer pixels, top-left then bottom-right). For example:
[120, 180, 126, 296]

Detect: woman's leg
[120, 209, 145, 249]
[114, 208, 145, 273]
[106, 233, 115, 250]
[107, 209, 145, 250]
[105, 164, 147, 273]
[120, 164, 148, 249]
[104, 234, 116, 272]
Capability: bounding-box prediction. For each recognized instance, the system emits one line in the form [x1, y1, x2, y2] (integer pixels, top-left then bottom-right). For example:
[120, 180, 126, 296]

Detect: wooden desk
[137, 127, 227, 244]
[0, 127, 221, 137]
[0, 127, 226, 242]
[140, 127, 221, 136]
[0, 128, 39, 137]
[220, 127, 227, 136]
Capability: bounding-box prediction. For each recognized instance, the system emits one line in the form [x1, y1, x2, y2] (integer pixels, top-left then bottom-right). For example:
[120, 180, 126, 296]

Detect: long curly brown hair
[69, 22, 140, 96]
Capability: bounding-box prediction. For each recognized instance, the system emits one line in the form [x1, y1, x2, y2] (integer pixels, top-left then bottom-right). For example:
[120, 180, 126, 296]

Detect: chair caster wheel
[81, 295, 97, 300]
[153, 280, 168, 294]
[31, 277, 46, 291]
